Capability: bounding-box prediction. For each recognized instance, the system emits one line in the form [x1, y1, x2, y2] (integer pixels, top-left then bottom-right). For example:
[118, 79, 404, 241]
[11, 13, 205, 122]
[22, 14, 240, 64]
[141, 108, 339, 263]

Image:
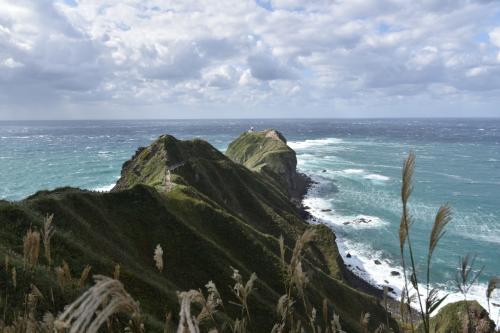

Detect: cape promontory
[0, 131, 402, 332]
[226, 129, 310, 200]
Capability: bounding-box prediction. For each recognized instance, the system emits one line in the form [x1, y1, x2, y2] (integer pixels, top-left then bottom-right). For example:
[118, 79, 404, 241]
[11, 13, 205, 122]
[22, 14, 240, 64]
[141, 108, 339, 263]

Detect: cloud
[490, 27, 500, 47]
[204, 65, 238, 88]
[0, 0, 500, 118]
[2, 58, 24, 68]
[248, 53, 297, 80]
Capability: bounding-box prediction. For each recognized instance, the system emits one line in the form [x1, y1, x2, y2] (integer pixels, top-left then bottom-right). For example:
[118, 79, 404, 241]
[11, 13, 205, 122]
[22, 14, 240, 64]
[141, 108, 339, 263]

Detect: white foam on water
[327, 169, 390, 184]
[304, 183, 499, 327]
[363, 173, 390, 181]
[338, 236, 497, 325]
[305, 200, 389, 230]
[288, 138, 343, 150]
[93, 183, 115, 192]
[342, 168, 365, 174]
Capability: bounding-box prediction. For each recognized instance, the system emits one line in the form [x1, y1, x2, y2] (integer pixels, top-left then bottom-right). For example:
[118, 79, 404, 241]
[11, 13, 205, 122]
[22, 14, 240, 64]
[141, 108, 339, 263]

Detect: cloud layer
[1, 0, 500, 118]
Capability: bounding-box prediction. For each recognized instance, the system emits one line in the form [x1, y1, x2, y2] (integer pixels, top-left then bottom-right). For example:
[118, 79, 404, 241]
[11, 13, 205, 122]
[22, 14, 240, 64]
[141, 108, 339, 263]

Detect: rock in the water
[346, 253, 352, 258]
[345, 217, 373, 225]
[374, 260, 381, 265]
[321, 209, 332, 212]
[322, 169, 327, 173]
[391, 271, 400, 276]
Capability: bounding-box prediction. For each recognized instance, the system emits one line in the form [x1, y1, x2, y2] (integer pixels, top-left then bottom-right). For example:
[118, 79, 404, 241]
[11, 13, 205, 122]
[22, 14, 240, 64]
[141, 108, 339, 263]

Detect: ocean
[1, 119, 499, 321]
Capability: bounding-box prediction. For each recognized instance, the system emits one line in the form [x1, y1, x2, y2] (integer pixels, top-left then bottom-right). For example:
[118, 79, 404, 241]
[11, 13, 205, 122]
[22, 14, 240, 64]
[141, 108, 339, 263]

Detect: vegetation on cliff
[0, 130, 498, 332]
[424, 301, 496, 333]
[0, 131, 398, 332]
[226, 129, 309, 200]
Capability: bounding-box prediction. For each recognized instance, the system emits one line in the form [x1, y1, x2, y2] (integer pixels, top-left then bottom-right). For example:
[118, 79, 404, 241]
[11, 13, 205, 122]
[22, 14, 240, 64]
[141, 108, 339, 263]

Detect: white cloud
[0, 0, 500, 118]
[490, 27, 500, 48]
[406, 46, 439, 70]
[2, 58, 24, 68]
[203, 65, 238, 88]
[466, 66, 487, 77]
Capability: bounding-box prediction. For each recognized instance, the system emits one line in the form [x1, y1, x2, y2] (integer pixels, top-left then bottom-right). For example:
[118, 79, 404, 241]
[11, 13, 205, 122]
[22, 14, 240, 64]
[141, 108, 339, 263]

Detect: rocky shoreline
[298, 175, 421, 323]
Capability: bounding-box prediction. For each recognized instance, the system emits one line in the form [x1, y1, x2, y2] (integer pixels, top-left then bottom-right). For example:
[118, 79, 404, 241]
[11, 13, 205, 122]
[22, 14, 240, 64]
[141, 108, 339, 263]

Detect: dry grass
[230, 268, 257, 322]
[176, 291, 201, 333]
[55, 260, 72, 290]
[2, 153, 498, 333]
[154, 244, 164, 272]
[454, 255, 485, 333]
[54, 275, 143, 333]
[274, 229, 317, 333]
[11, 266, 16, 289]
[23, 228, 40, 271]
[41, 214, 55, 267]
[79, 265, 92, 288]
[397, 152, 464, 333]
[113, 263, 121, 280]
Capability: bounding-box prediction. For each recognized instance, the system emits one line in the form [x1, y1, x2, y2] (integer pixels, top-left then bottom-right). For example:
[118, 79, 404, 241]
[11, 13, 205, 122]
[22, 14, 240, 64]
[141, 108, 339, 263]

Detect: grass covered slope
[0, 132, 399, 332]
[423, 301, 496, 333]
[226, 129, 309, 199]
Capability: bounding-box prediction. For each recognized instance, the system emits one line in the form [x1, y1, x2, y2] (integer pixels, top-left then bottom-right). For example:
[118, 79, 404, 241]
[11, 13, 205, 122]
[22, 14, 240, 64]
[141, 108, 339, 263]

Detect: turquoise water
[1, 119, 499, 319]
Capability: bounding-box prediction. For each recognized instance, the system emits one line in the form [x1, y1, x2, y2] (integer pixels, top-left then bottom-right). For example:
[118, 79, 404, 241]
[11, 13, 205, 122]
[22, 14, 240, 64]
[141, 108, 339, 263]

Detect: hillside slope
[0, 131, 398, 332]
[226, 129, 310, 200]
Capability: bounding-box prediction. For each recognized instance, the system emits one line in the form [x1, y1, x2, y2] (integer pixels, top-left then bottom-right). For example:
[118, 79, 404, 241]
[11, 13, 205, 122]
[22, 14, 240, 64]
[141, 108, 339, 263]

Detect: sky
[1, 0, 500, 119]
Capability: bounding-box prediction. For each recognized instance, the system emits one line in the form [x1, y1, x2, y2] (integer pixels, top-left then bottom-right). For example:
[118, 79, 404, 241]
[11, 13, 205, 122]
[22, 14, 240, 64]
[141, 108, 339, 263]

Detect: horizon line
[1, 116, 500, 122]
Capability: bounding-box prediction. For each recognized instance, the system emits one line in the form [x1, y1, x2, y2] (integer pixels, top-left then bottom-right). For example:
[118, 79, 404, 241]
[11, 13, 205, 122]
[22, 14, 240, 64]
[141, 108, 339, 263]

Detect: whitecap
[305, 183, 499, 327]
[363, 174, 390, 181]
[303, 195, 388, 230]
[93, 183, 115, 192]
[342, 168, 365, 174]
[338, 237, 497, 326]
[288, 138, 343, 150]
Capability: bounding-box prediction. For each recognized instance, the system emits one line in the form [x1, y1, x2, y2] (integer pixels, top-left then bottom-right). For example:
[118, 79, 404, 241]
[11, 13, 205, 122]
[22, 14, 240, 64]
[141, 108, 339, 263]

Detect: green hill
[0, 131, 398, 332]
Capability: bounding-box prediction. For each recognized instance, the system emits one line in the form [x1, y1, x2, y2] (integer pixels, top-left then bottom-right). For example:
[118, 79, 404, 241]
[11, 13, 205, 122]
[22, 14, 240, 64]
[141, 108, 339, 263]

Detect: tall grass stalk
[399, 152, 423, 331]
[454, 254, 484, 333]
[41, 214, 55, 267]
[275, 230, 317, 333]
[23, 228, 40, 271]
[230, 268, 257, 322]
[154, 244, 164, 272]
[399, 152, 454, 333]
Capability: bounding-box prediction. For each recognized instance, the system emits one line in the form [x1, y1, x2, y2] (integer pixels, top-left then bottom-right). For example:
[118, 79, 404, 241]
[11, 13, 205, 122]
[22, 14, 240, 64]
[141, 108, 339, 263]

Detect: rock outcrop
[226, 129, 310, 200]
[426, 301, 496, 333]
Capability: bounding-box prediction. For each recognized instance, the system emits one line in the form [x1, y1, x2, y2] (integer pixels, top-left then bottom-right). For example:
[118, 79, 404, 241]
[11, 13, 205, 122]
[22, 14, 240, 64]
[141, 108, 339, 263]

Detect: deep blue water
[0, 119, 499, 316]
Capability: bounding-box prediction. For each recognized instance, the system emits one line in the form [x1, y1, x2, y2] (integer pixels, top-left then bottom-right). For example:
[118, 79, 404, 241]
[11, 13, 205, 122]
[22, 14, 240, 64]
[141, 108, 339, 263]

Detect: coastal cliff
[226, 129, 310, 200]
[0, 131, 400, 332]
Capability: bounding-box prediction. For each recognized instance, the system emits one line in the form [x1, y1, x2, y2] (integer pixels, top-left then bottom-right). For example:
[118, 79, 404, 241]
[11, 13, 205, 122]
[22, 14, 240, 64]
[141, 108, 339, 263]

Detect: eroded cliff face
[0, 131, 398, 332]
[226, 129, 310, 200]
